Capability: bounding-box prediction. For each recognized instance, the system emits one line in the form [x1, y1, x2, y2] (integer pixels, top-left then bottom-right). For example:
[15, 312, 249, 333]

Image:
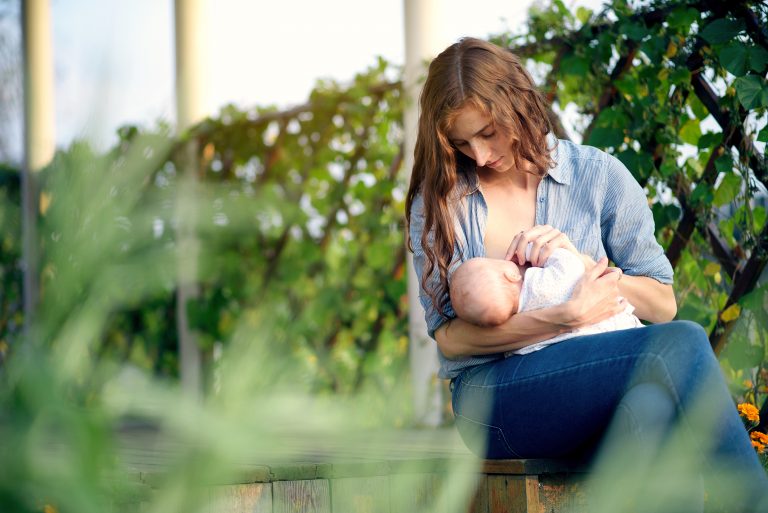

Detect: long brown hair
[405, 37, 554, 319]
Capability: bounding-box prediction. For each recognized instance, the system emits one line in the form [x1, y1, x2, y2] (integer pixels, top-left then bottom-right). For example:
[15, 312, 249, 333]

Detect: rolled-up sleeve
[409, 194, 455, 339]
[601, 154, 674, 284]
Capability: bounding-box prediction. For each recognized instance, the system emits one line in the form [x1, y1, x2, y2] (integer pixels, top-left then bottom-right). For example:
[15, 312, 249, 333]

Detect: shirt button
[539, 197, 545, 203]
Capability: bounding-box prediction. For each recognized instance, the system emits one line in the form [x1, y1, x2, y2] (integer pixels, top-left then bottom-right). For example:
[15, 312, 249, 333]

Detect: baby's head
[450, 257, 525, 327]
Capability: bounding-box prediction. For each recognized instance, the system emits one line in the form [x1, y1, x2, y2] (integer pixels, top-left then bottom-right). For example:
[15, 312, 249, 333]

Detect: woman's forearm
[618, 275, 677, 323]
[434, 305, 570, 359]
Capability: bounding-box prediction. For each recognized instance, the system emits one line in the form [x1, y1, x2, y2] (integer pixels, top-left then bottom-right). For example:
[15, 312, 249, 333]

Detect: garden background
[1, 0, 767, 512]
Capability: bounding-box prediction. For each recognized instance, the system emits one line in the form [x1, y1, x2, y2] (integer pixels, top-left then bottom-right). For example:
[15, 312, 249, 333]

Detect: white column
[404, 0, 446, 427]
[174, 0, 209, 397]
[21, 0, 55, 325]
[175, 0, 208, 130]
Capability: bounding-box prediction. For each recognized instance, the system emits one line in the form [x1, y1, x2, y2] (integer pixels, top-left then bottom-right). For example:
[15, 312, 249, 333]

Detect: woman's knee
[658, 320, 708, 345]
[646, 321, 712, 360]
[630, 321, 720, 394]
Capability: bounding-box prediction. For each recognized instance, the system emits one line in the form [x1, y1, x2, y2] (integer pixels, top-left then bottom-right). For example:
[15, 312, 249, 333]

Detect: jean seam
[455, 413, 521, 458]
[615, 401, 644, 441]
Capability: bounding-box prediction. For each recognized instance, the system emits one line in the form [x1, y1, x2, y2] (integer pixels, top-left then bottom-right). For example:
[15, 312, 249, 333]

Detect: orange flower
[738, 403, 760, 423]
[751, 431, 768, 445]
[751, 440, 766, 454]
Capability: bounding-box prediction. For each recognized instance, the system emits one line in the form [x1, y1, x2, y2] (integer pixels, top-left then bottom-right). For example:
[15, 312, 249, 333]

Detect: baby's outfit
[507, 248, 643, 356]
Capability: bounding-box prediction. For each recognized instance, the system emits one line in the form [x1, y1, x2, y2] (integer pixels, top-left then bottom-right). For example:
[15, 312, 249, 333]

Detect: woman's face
[446, 104, 514, 173]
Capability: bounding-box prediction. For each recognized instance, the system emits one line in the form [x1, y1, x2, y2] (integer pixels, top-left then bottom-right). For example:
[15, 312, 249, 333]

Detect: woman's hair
[405, 37, 554, 319]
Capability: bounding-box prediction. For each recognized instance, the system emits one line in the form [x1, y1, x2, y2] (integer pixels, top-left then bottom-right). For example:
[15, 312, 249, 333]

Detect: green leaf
[587, 127, 624, 148]
[688, 94, 709, 120]
[659, 158, 679, 178]
[700, 18, 744, 45]
[614, 76, 639, 97]
[714, 153, 733, 173]
[719, 43, 748, 76]
[754, 206, 767, 231]
[734, 75, 768, 110]
[698, 131, 723, 149]
[713, 172, 741, 206]
[677, 293, 715, 330]
[667, 7, 700, 31]
[679, 119, 702, 146]
[624, 22, 648, 42]
[652, 202, 681, 233]
[757, 126, 768, 143]
[720, 303, 741, 323]
[748, 45, 768, 73]
[596, 107, 629, 127]
[560, 54, 591, 76]
[575, 6, 592, 25]
[690, 183, 713, 206]
[669, 68, 692, 86]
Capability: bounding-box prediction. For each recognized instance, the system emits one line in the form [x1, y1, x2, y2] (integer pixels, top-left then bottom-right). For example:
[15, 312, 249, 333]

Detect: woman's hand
[504, 225, 579, 267]
[563, 257, 625, 328]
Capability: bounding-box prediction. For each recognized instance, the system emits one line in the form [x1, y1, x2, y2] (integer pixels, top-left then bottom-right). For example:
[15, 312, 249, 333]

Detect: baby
[449, 247, 643, 355]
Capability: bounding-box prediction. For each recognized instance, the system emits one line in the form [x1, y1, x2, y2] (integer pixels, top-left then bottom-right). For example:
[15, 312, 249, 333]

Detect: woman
[405, 37, 767, 511]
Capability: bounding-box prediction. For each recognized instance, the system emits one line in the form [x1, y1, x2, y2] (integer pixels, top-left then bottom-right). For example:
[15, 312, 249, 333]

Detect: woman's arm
[598, 153, 677, 323]
[572, 253, 676, 323]
[618, 275, 676, 323]
[436, 258, 625, 358]
[436, 308, 567, 358]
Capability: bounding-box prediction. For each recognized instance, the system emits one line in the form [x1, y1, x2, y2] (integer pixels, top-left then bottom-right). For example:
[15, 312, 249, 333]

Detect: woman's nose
[469, 141, 490, 166]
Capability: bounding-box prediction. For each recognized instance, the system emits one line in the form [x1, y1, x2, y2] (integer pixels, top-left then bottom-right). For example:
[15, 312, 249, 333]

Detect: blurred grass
[0, 123, 475, 512]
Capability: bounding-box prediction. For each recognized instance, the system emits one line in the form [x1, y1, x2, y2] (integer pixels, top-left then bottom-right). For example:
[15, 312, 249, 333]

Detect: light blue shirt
[409, 137, 674, 379]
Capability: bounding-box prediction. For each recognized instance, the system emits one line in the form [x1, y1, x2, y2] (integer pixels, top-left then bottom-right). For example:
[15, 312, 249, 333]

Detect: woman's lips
[487, 157, 503, 168]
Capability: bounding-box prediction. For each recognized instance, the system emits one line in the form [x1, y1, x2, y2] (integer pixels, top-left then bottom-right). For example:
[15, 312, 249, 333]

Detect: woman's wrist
[517, 302, 575, 331]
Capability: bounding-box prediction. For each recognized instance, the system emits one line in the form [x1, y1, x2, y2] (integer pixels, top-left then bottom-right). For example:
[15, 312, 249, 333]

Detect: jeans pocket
[454, 414, 519, 459]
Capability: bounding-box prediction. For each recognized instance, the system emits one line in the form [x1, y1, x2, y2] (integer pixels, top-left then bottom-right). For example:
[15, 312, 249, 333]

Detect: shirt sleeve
[601, 154, 674, 284]
[409, 193, 456, 339]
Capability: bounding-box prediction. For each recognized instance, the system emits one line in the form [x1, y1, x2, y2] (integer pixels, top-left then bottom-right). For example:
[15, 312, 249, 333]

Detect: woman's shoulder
[556, 139, 609, 166]
[556, 139, 633, 181]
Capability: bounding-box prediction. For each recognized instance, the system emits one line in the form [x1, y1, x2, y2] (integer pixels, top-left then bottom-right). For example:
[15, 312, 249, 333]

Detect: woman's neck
[478, 165, 541, 191]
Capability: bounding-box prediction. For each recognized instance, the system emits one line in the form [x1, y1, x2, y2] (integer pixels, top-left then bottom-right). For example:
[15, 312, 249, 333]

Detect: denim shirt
[409, 137, 674, 379]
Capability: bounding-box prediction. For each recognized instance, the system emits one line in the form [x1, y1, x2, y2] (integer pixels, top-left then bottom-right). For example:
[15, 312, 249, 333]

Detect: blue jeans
[451, 321, 768, 512]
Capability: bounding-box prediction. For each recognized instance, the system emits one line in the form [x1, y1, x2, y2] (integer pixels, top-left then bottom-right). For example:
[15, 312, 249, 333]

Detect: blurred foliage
[4, 58, 410, 396]
[0, 163, 21, 363]
[1, 0, 768, 511]
[0, 59, 415, 513]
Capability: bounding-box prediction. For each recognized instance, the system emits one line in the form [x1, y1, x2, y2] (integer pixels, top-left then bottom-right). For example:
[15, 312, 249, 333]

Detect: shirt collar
[545, 134, 571, 185]
[455, 133, 570, 196]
